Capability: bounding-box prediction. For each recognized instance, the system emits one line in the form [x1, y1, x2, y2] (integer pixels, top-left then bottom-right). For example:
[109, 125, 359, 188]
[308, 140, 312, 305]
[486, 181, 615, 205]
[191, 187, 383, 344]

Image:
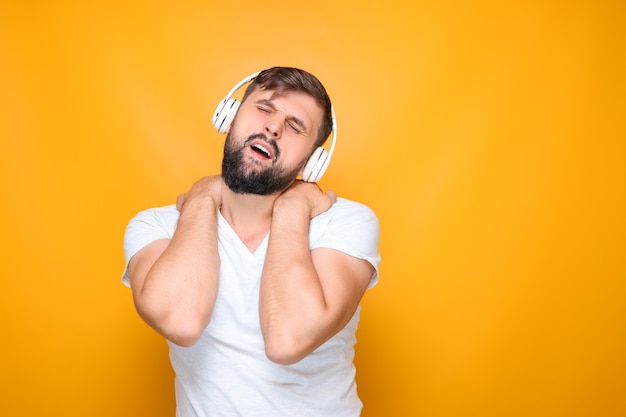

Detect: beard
[222, 132, 303, 195]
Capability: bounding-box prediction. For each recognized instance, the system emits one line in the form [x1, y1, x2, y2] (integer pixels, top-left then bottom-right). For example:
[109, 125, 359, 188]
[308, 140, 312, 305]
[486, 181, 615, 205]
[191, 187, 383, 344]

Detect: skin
[126, 88, 375, 365]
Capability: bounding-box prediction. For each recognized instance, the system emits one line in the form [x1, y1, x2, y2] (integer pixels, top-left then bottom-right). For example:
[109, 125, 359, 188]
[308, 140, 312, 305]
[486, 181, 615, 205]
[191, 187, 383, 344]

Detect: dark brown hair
[242, 67, 333, 148]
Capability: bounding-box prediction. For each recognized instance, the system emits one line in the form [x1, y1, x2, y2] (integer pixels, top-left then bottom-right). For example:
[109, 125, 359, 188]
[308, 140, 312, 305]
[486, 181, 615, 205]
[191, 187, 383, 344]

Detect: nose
[263, 114, 283, 139]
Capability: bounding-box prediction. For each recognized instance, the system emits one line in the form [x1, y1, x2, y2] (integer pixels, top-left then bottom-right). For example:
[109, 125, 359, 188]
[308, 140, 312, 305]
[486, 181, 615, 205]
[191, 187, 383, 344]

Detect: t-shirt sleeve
[310, 198, 381, 289]
[121, 204, 179, 287]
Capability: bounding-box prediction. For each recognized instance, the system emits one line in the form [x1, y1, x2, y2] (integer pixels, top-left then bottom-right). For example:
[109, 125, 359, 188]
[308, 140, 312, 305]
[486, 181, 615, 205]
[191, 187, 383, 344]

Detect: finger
[325, 189, 337, 204]
[176, 193, 185, 211]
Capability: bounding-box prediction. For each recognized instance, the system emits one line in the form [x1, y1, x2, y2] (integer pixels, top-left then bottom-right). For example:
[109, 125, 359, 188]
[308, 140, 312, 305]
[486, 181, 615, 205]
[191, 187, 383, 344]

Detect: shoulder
[127, 204, 179, 231]
[310, 197, 380, 251]
[313, 197, 379, 230]
[310, 197, 381, 288]
[121, 204, 178, 286]
[123, 204, 179, 258]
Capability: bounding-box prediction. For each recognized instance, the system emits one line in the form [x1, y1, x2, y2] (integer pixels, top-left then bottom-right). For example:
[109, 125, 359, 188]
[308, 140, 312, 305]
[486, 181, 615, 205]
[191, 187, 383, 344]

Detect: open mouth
[248, 138, 277, 161]
[251, 143, 272, 159]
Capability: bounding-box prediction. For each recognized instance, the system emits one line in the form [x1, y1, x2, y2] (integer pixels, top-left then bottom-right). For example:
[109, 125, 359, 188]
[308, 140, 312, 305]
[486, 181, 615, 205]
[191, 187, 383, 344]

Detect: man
[122, 67, 381, 416]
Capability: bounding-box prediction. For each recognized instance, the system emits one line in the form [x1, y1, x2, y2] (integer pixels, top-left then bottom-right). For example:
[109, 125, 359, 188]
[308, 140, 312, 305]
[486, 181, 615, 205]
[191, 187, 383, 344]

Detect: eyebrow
[255, 99, 308, 133]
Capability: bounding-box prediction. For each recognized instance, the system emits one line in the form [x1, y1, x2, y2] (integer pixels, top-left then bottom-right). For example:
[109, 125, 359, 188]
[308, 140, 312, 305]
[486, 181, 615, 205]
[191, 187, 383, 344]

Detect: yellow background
[1, 1, 624, 416]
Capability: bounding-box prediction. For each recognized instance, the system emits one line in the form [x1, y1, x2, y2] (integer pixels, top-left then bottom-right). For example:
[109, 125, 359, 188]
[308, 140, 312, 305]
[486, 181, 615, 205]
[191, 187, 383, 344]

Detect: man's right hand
[176, 175, 224, 212]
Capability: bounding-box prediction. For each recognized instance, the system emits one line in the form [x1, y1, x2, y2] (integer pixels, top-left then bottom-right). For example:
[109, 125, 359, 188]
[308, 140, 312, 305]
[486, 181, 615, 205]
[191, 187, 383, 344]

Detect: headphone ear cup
[302, 147, 330, 183]
[213, 98, 240, 134]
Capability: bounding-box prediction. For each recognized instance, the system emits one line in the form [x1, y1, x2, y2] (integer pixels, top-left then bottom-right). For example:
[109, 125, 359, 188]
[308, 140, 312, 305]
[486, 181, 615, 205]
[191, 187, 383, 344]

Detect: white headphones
[212, 71, 337, 183]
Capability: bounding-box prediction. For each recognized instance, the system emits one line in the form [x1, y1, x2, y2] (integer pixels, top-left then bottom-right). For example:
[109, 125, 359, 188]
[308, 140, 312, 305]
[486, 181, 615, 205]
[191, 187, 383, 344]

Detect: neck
[220, 185, 279, 251]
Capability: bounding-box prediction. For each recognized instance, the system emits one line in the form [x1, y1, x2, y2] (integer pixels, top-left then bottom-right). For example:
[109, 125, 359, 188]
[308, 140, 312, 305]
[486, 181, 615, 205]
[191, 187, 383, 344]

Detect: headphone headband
[222, 71, 260, 103]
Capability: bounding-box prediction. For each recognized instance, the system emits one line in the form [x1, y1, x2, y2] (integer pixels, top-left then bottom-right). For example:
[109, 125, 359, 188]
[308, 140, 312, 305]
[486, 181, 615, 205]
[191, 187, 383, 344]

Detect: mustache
[244, 133, 280, 159]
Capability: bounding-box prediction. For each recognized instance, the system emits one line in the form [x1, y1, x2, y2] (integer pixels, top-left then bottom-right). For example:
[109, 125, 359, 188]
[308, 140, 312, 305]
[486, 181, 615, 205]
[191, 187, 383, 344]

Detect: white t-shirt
[122, 197, 381, 417]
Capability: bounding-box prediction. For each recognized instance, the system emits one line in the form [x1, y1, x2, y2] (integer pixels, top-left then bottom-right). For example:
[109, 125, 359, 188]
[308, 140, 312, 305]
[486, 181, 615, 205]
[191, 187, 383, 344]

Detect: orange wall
[1, 1, 624, 416]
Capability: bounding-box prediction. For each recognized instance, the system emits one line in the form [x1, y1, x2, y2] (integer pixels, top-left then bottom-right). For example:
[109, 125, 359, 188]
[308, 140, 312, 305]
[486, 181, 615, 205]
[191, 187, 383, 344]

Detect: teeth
[252, 144, 271, 158]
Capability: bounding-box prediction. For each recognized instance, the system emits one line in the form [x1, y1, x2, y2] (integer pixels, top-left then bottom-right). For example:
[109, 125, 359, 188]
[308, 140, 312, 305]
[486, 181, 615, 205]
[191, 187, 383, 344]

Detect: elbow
[265, 345, 307, 366]
[263, 333, 312, 365]
[166, 323, 204, 347]
[137, 306, 207, 347]
[162, 312, 209, 347]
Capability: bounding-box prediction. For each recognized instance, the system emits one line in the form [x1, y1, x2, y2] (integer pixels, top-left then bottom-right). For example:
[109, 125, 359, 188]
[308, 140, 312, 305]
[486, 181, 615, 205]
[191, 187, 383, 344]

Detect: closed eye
[287, 121, 303, 134]
[255, 99, 308, 136]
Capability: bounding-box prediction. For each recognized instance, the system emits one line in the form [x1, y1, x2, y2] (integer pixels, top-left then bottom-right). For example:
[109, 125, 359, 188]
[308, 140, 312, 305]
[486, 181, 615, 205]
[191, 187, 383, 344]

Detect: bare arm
[259, 181, 375, 365]
[126, 176, 222, 346]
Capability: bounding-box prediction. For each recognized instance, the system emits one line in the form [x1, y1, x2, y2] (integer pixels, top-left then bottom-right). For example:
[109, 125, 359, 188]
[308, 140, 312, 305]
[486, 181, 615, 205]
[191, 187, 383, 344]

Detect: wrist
[181, 192, 219, 216]
[273, 196, 310, 220]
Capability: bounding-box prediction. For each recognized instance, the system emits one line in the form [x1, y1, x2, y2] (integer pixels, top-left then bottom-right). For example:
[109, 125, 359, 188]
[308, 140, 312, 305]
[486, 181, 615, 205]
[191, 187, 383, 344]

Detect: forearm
[259, 201, 330, 363]
[134, 197, 220, 346]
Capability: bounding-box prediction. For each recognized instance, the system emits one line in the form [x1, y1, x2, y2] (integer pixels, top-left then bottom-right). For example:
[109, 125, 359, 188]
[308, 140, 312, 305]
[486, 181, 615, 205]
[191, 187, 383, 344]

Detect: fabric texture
[122, 197, 381, 417]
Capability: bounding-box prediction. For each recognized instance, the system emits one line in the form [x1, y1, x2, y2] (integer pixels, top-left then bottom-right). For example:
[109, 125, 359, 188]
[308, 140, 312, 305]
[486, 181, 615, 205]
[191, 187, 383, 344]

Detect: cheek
[230, 111, 256, 135]
[293, 146, 316, 170]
